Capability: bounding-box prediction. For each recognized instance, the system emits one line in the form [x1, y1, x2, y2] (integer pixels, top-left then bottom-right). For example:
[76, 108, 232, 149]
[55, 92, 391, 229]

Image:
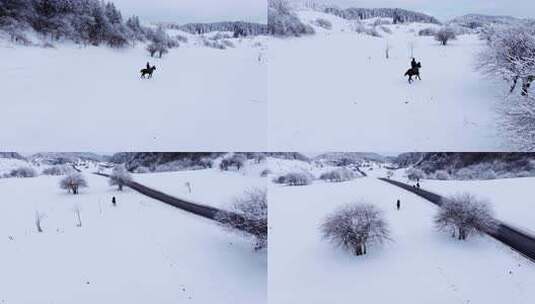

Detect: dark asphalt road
[379, 178, 535, 262]
[93, 172, 266, 237]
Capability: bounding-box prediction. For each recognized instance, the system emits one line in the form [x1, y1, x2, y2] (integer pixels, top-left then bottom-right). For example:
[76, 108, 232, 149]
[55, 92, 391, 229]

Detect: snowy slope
[269, 177, 535, 304]
[0, 158, 32, 175]
[0, 171, 266, 304]
[0, 36, 267, 151]
[269, 10, 506, 151]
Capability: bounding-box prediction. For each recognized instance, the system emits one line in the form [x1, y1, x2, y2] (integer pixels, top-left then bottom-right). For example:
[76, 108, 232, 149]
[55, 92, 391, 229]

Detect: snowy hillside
[269, 176, 535, 304]
[269, 9, 506, 151]
[0, 168, 266, 304]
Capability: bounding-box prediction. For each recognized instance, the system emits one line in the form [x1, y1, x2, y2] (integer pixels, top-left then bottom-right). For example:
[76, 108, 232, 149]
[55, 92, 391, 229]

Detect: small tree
[60, 173, 88, 195]
[406, 167, 425, 181]
[216, 188, 268, 250]
[219, 154, 246, 171]
[109, 165, 132, 191]
[322, 203, 390, 256]
[435, 27, 456, 46]
[434, 193, 497, 240]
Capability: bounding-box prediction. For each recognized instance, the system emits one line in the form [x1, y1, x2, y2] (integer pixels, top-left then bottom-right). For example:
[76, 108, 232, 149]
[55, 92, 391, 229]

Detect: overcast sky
[112, 0, 266, 24]
[316, 0, 535, 21]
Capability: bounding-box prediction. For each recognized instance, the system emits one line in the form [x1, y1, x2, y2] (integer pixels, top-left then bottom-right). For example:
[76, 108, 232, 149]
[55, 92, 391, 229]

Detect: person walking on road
[112, 196, 117, 206]
[396, 199, 401, 210]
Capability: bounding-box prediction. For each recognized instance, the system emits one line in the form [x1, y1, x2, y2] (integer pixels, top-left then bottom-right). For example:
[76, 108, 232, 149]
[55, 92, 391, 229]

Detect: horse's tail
[404, 69, 410, 76]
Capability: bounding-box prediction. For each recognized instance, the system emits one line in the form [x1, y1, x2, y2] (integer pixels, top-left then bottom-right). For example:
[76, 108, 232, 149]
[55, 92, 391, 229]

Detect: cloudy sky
[112, 0, 266, 24]
[315, 0, 535, 21]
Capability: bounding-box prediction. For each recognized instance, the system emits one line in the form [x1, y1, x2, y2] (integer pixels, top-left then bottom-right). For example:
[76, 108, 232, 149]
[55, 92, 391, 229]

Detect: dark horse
[140, 65, 156, 79]
[405, 62, 422, 84]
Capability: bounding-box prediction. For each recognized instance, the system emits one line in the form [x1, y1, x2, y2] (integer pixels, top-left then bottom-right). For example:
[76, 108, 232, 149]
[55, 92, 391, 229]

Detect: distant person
[416, 182, 421, 189]
[411, 58, 418, 69]
[396, 199, 401, 210]
[112, 196, 116, 206]
[146, 62, 150, 70]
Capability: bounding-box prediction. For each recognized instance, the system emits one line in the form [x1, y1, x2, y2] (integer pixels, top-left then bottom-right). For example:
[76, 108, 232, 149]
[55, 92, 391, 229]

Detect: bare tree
[109, 165, 132, 191]
[35, 211, 44, 233]
[273, 172, 312, 186]
[60, 173, 88, 195]
[321, 203, 391, 256]
[434, 27, 456, 46]
[73, 206, 82, 227]
[215, 188, 268, 250]
[434, 193, 497, 240]
[406, 167, 425, 181]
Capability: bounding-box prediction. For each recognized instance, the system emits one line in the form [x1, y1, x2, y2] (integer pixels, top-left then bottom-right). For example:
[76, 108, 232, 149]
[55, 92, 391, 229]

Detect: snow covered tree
[322, 203, 390, 256]
[219, 154, 246, 171]
[60, 173, 88, 195]
[109, 165, 132, 191]
[320, 168, 355, 182]
[9, 166, 37, 178]
[216, 188, 268, 250]
[434, 193, 497, 240]
[273, 172, 312, 186]
[406, 167, 425, 181]
[477, 25, 535, 96]
[268, 0, 315, 37]
[434, 27, 456, 45]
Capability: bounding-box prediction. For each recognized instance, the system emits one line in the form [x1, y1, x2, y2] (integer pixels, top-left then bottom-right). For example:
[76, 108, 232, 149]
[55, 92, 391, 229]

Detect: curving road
[379, 178, 535, 263]
[93, 172, 266, 237]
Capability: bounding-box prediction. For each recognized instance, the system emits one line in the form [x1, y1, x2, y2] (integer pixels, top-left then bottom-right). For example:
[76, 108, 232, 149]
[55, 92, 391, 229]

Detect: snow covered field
[269, 11, 505, 151]
[0, 169, 266, 304]
[0, 37, 267, 151]
[269, 176, 535, 304]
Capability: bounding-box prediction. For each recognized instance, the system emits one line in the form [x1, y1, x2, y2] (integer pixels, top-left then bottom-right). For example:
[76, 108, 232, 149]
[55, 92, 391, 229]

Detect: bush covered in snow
[273, 172, 312, 186]
[431, 170, 451, 180]
[434, 27, 457, 45]
[109, 165, 132, 191]
[260, 169, 272, 177]
[220, 154, 247, 171]
[322, 203, 390, 256]
[312, 18, 332, 30]
[59, 173, 88, 195]
[319, 168, 355, 183]
[7, 166, 37, 178]
[353, 22, 381, 37]
[268, 0, 315, 37]
[435, 193, 497, 240]
[215, 188, 268, 250]
[133, 166, 150, 174]
[42, 165, 74, 176]
[406, 167, 425, 181]
[379, 25, 392, 34]
[418, 27, 436, 36]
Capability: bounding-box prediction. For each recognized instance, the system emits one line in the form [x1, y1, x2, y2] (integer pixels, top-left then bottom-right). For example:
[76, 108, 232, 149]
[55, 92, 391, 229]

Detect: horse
[404, 62, 421, 84]
[140, 65, 156, 79]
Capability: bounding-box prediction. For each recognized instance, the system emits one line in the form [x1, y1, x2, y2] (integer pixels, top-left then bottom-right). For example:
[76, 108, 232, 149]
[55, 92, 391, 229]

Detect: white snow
[269, 10, 506, 151]
[269, 176, 535, 304]
[0, 36, 267, 151]
[0, 170, 266, 304]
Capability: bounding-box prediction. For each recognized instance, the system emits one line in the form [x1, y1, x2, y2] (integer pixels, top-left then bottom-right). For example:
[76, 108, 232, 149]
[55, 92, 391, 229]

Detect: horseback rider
[146, 62, 150, 70]
[411, 58, 417, 70]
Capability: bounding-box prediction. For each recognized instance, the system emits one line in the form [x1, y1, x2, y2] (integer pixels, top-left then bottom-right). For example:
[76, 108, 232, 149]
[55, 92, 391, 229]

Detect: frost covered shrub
[175, 34, 188, 43]
[215, 188, 268, 250]
[220, 154, 246, 171]
[60, 173, 88, 195]
[268, 0, 315, 37]
[260, 169, 272, 177]
[313, 18, 332, 30]
[42, 165, 73, 176]
[373, 18, 392, 26]
[221, 39, 235, 48]
[432, 170, 450, 180]
[9, 166, 37, 178]
[273, 172, 312, 186]
[147, 42, 168, 58]
[202, 38, 226, 49]
[434, 27, 457, 45]
[406, 167, 425, 181]
[210, 32, 232, 40]
[109, 165, 132, 191]
[379, 25, 392, 34]
[133, 166, 150, 173]
[419, 27, 436, 36]
[320, 168, 355, 183]
[435, 193, 497, 240]
[322, 203, 390, 256]
[353, 22, 381, 37]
